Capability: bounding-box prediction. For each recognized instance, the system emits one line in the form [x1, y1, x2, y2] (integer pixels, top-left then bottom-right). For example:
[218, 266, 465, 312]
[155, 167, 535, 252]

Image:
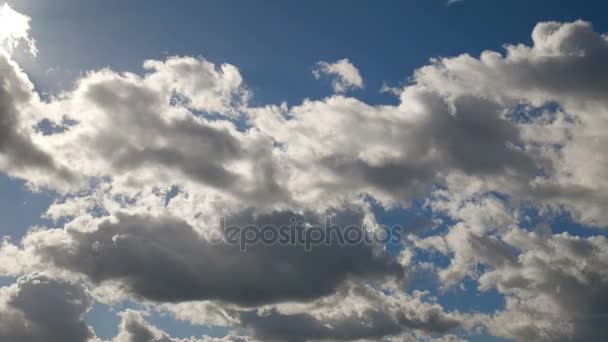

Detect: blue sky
[1, 1, 608, 341]
[10, 0, 608, 103]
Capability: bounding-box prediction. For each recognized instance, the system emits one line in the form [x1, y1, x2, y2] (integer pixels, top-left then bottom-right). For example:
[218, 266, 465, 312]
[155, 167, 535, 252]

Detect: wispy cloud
[446, 0, 464, 6]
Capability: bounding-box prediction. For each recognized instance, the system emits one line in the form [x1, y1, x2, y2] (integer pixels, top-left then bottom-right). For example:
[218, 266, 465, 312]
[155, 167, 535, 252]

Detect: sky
[0, 1, 608, 341]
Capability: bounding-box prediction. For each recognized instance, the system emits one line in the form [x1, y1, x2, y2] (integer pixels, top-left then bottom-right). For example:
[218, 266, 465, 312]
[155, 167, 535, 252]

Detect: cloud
[0, 3, 36, 55]
[160, 283, 462, 342]
[0, 274, 256, 342]
[18, 57, 288, 201]
[0, 48, 75, 188]
[249, 91, 535, 208]
[239, 285, 460, 341]
[313, 58, 364, 93]
[13, 210, 404, 306]
[446, 0, 464, 6]
[113, 310, 254, 342]
[410, 191, 608, 341]
[0, 274, 95, 342]
[412, 20, 608, 225]
[479, 230, 608, 341]
[144, 56, 250, 115]
[102, 286, 463, 342]
[1, 4, 608, 341]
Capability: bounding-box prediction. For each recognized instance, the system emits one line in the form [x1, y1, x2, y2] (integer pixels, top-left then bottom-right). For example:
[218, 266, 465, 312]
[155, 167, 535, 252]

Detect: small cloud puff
[313, 58, 364, 93]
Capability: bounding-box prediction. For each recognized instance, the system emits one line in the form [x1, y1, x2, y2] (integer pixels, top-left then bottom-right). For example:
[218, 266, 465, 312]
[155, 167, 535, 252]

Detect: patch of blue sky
[551, 210, 608, 235]
[12, 0, 608, 106]
[0, 275, 15, 288]
[519, 205, 608, 236]
[439, 272, 505, 313]
[368, 198, 433, 253]
[508, 101, 562, 124]
[163, 184, 181, 206]
[85, 303, 126, 341]
[0, 173, 54, 240]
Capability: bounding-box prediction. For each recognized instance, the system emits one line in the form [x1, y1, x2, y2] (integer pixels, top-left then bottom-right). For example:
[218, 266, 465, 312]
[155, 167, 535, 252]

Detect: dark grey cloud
[84, 76, 245, 190]
[503, 21, 608, 105]
[480, 231, 608, 342]
[35, 209, 404, 306]
[0, 274, 95, 342]
[240, 308, 402, 342]
[240, 305, 458, 342]
[431, 96, 536, 176]
[318, 94, 537, 200]
[0, 53, 73, 182]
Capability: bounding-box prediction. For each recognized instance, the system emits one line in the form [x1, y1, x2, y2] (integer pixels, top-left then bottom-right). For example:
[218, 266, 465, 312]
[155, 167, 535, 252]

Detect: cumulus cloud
[240, 285, 460, 342]
[0, 47, 74, 187]
[159, 283, 462, 342]
[1, 4, 608, 341]
[480, 230, 608, 341]
[7, 210, 403, 306]
[410, 191, 608, 341]
[21, 57, 288, 201]
[90, 286, 463, 342]
[144, 56, 249, 115]
[248, 91, 536, 210]
[313, 58, 363, 93]
[413, 20, 608, 224]
[0, 274, 95, 342]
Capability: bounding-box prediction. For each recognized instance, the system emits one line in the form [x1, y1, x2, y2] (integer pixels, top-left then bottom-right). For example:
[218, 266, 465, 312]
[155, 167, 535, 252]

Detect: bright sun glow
[0, 3, 36, 55]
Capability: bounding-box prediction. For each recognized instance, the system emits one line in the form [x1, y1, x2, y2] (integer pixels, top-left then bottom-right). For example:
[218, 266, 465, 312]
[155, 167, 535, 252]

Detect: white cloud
[0, 3, 36, 55]
[313, 58, 364, 93]
[480, 230, 608, 341]
[1, 4, 608, 341]
[144, 56, 250, 115]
